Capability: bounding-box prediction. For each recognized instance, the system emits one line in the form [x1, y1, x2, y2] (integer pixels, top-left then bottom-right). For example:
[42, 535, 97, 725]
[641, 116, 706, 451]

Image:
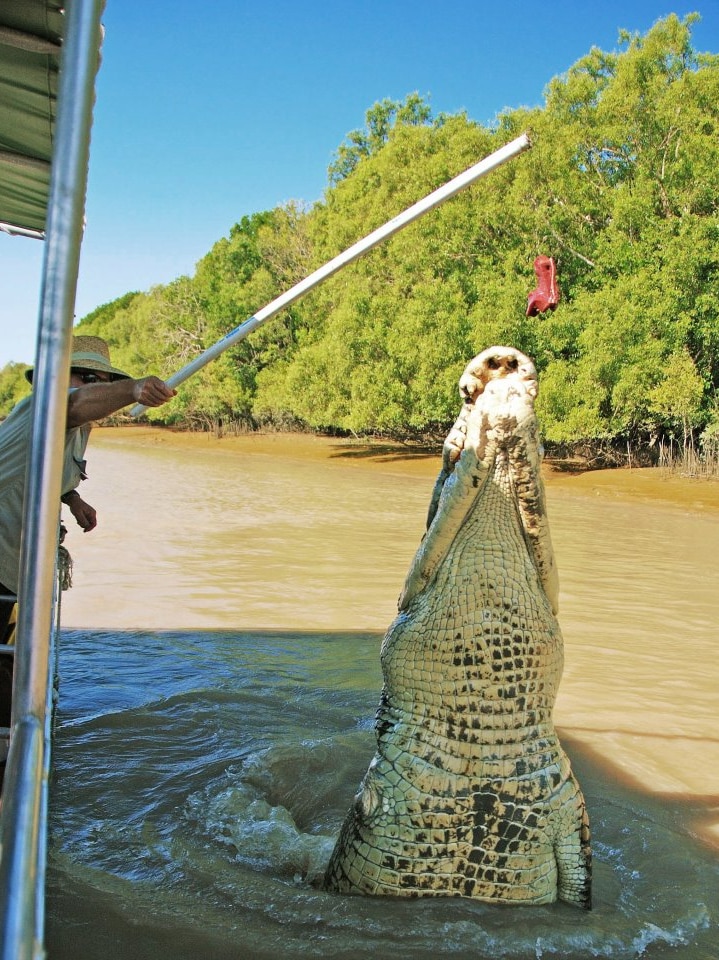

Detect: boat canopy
[0, 1, 65, 239]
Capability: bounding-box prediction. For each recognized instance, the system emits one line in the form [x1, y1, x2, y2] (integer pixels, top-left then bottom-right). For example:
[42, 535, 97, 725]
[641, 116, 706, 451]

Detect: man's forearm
[66, 376, 175, 428]
[66, 380, 139, 428]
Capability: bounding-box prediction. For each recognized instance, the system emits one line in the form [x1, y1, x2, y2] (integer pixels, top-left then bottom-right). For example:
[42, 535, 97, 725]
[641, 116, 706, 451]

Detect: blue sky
[2, 1, 719, 369]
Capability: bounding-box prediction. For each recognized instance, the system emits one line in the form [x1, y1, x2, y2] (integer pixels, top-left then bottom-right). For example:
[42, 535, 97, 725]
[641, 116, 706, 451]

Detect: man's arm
[66, 376, 176, 428]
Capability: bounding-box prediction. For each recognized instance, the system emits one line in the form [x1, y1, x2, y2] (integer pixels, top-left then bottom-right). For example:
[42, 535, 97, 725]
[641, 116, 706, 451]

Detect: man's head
[25, 335, 130, 384]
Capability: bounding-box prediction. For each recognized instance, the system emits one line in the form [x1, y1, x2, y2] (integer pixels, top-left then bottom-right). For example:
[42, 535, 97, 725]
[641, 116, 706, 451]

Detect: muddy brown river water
[48, 428, 719, 959]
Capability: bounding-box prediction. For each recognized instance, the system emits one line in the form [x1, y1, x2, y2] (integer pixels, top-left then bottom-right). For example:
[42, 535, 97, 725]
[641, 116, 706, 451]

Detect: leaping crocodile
[324, 346, 591, 908]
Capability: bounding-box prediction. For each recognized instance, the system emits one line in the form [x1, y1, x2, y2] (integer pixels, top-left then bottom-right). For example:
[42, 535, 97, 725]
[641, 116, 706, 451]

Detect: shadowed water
[46, 435, 719, 958]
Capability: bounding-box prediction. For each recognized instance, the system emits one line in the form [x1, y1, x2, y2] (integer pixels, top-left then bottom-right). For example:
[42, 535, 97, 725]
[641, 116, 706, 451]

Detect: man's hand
[131, 376, 177, 408]
[63, 492, 97, 532]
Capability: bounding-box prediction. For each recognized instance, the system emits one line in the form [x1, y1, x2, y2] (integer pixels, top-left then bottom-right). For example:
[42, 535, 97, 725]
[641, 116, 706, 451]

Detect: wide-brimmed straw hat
[25, 335, 130, 383]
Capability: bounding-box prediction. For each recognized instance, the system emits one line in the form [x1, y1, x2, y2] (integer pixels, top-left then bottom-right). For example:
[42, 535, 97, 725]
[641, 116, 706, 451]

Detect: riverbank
[93, 424, 719, 514]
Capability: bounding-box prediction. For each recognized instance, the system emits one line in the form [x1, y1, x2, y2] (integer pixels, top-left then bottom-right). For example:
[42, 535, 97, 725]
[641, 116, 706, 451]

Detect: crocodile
[324, 346, 591, 908]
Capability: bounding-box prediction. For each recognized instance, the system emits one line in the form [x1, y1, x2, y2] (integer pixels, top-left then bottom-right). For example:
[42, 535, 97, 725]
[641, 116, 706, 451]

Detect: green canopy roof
[0, 1, 65, 238]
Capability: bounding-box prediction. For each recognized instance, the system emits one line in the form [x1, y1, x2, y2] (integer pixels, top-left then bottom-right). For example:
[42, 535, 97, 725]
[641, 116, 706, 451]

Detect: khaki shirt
[0, 394, 90, 593]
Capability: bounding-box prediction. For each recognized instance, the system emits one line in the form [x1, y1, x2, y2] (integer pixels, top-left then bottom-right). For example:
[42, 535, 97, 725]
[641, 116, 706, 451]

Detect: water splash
[47, 629, 719, 960]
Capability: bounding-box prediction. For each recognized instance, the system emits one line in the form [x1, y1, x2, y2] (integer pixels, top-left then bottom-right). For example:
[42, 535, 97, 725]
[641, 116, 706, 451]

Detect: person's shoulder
[0, 395, 33, 443]
[1, 395, 32, 422]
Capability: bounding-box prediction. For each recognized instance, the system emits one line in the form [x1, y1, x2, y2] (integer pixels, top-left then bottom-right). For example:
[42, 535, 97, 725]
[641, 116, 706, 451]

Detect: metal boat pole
[0, 2, 104, 958]
[131, 132, 531, 416]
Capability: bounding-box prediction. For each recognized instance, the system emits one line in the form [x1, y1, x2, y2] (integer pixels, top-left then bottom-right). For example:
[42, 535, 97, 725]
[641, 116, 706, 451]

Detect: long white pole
[131, 132, 531, 416]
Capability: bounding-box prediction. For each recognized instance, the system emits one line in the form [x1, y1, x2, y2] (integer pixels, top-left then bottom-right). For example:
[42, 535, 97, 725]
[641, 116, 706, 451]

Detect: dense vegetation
[3, 15, 719, 462]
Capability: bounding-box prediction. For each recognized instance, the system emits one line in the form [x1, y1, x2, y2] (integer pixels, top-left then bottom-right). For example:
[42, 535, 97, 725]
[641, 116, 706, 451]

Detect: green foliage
[0, 362, 31, 417]
[73, 15, 719, 452]
[328, 92, 435, 184]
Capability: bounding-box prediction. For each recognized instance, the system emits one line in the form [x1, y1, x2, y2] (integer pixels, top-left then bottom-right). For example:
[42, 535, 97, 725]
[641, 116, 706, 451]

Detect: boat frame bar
[0, 1, 104, 957]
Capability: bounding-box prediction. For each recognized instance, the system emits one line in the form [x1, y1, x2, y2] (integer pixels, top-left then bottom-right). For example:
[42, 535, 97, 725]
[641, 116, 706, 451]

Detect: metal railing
[0, 1, 104, 957]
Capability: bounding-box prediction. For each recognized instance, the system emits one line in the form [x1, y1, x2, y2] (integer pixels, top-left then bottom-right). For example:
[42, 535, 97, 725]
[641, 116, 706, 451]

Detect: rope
[57, 545, 73, 591]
